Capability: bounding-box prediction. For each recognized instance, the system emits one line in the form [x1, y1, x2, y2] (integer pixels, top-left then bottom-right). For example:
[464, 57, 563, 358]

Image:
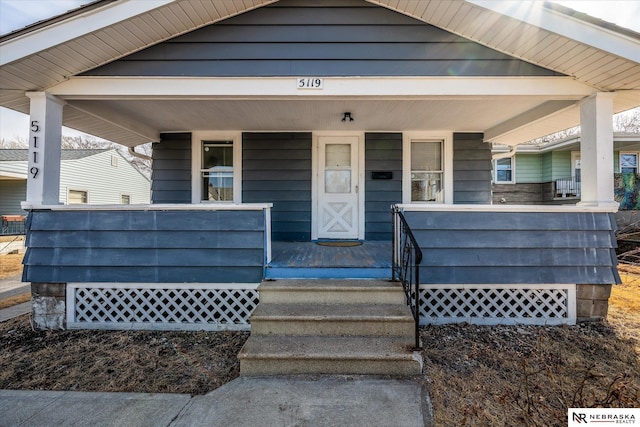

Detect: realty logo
[568, 408, 639, 426]
[573, 412, 588, 423]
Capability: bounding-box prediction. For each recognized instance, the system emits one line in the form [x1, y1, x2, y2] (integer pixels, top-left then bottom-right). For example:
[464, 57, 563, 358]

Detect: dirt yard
[0, 256, 638, 425]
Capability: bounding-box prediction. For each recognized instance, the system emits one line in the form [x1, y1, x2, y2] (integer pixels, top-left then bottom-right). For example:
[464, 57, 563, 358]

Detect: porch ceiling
[67, 96, 571, 136]
[1, 0, 639, 147]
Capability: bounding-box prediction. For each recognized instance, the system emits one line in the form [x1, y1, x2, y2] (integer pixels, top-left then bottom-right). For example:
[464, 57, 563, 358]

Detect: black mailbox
[371, 171, 393, 180]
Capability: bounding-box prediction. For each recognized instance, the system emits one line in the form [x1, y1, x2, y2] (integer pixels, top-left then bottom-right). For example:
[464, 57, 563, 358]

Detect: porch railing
[554, 176, 581, 198]
[1, 215, 26, 235]
[391, 206, 422, 350]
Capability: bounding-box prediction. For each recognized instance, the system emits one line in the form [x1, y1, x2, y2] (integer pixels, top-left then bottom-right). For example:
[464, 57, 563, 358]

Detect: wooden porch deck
[266, 241, 392, 279]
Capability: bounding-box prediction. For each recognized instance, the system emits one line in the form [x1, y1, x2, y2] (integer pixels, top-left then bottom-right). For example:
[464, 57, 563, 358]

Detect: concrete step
[258, 279, 406, 305]
[238, 335, 423, 376]
[249, 303, 415, 337]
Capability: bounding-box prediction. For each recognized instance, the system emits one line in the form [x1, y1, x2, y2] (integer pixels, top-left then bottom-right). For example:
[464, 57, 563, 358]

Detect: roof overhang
[1, 0, 639, 147]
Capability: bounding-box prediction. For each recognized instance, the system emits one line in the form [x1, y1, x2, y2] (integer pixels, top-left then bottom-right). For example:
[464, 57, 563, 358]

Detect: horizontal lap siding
[404, 211, 620, 285]
[365, 133, 402, 240]
[453, 133, 492, 204]
[151, 133, 191, 204]
[242, 133, 311, 241]
[83, 1, 559, 78]
[23, 210, 266, 283]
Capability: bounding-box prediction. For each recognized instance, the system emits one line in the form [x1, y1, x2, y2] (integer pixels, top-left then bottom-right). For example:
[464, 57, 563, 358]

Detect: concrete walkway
[0, 275, 432, 426]
[1, 376, 432, 427]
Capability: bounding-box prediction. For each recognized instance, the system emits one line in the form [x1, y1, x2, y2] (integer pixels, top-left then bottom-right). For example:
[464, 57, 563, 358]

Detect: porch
[267, 241, 391, 279]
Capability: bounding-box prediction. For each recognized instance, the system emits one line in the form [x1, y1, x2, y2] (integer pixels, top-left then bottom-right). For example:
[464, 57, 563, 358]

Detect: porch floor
[266, 241, 392, 279]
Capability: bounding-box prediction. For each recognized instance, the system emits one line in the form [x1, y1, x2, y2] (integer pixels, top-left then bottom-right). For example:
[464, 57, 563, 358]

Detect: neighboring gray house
[0, 148, 150, 215]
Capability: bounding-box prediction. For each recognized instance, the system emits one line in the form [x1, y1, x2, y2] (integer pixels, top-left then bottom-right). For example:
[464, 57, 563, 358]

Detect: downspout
[128, 146, 152, 161]
[492, 146, 516, 160]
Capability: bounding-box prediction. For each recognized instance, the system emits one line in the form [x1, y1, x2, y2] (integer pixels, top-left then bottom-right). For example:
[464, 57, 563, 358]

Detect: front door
[315, 135, 360, 239]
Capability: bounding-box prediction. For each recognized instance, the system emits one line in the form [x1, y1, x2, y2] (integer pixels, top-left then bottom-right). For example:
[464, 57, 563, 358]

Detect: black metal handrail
[392, 206, 422, 350]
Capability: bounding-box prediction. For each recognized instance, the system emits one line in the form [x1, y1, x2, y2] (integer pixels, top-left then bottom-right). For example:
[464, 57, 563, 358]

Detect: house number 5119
[30, 120, 40, 179]
[297, 78, 323, 89]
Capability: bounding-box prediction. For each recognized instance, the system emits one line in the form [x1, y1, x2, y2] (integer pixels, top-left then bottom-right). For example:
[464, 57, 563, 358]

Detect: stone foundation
[31, 282, 66, 330]
[576, 284, 612, 322]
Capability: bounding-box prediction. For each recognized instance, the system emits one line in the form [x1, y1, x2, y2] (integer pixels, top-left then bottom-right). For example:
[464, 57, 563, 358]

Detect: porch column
[578, 92, 616, 208]
[24, 92, 65, 206]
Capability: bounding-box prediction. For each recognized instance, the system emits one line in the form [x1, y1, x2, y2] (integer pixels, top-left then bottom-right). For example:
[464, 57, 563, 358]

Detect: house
[492, 133, 640, 208]
[1, 0, 639, 335]
[0, 149, 151, 219]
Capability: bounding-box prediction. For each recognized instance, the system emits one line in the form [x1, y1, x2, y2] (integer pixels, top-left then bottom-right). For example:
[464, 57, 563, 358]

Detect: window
[494, 157, 514, 183]
[410, 140, 443, 202]
[68, 190, 87, 204]
[121, 194, 131, 204]
[201, 141, 234, 201]
[620, 152, 638, 174]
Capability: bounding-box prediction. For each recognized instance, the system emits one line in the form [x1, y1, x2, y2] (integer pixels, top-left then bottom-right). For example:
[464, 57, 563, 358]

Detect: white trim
[312, 131, 365, 240]
[20, 203, 272, 211]
[619, 151, 639, 174]
[396, 203, 617, 213]
[67, 282, 260, 290]
[0, 0, 176, 66]
[493, 156, 515, 184]
[66, 282, 259, 332]
[49, 76, 595, 98]
[419, 283, 577, 326]
[467, 0, 640, 64]
[191, 131, 242, 204]
[67, 188, 89, 205]
[0, 171, 27, 180]
[402, 132, 453, 204]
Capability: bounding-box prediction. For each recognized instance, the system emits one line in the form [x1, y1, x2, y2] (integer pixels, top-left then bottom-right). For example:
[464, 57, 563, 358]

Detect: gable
[83, 0, 560, 78]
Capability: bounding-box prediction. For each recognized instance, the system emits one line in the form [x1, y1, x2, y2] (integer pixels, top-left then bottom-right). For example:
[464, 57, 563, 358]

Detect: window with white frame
[68, 189, 87, 204]
[121, 194, 131, 204]
[201, 140, 234, 201]
[410, 140, 444, 202]
[620, 152, 639, 174]
[494, 157, 514, 183]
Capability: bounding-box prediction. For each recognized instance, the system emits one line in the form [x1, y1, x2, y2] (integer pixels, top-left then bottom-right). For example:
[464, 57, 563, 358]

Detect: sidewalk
[1, 376, 432, 427]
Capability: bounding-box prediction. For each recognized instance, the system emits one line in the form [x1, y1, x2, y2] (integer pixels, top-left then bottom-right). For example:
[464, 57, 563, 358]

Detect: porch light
[342, 112, 354, 122]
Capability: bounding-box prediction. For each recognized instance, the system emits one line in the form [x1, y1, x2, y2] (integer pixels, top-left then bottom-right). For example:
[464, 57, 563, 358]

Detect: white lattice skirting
[66, 283, 259, 331]
[419, 284, 577, 325]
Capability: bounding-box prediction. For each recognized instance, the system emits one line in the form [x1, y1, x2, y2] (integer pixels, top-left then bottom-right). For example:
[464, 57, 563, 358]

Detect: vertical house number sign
[30, 120, 40, 179]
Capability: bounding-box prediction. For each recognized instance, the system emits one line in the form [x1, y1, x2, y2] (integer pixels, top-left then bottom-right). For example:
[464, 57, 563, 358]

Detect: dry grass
[0, 253, 23, 280]
[0, 320, 248, 395]
[0, 260, 638, 425]
[421, 275, 640, 427]
[0, 293, 30, 310]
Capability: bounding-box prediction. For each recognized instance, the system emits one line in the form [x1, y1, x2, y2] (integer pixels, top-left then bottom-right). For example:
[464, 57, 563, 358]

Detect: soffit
[1, 0, 639, 147]
[367, 0, 640, 91]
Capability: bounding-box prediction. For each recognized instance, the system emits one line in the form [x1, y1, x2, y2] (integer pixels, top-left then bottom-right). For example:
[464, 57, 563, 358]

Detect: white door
[316, 136, 360, 239]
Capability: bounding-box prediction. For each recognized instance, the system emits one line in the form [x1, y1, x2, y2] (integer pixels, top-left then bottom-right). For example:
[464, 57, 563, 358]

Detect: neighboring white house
[0, 148, 150, 215]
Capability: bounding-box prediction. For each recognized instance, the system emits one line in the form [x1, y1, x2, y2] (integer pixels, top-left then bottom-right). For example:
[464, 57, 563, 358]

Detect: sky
[0, 0, 639, 141]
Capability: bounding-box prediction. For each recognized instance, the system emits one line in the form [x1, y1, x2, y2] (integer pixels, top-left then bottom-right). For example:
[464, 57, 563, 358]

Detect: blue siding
[242, 133, 312, 242]
[23, 209, 266, 283]
[151, 133, 191, 204]
[83, 0, 560, 78]
[453, 133, 492, 204]
[404, 211, 620, 285]
[365, 133, 402, 240]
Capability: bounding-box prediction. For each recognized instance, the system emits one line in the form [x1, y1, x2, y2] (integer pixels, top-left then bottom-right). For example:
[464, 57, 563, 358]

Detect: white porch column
[578, 92, 617, 209]
[24, 92, 65, 206]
